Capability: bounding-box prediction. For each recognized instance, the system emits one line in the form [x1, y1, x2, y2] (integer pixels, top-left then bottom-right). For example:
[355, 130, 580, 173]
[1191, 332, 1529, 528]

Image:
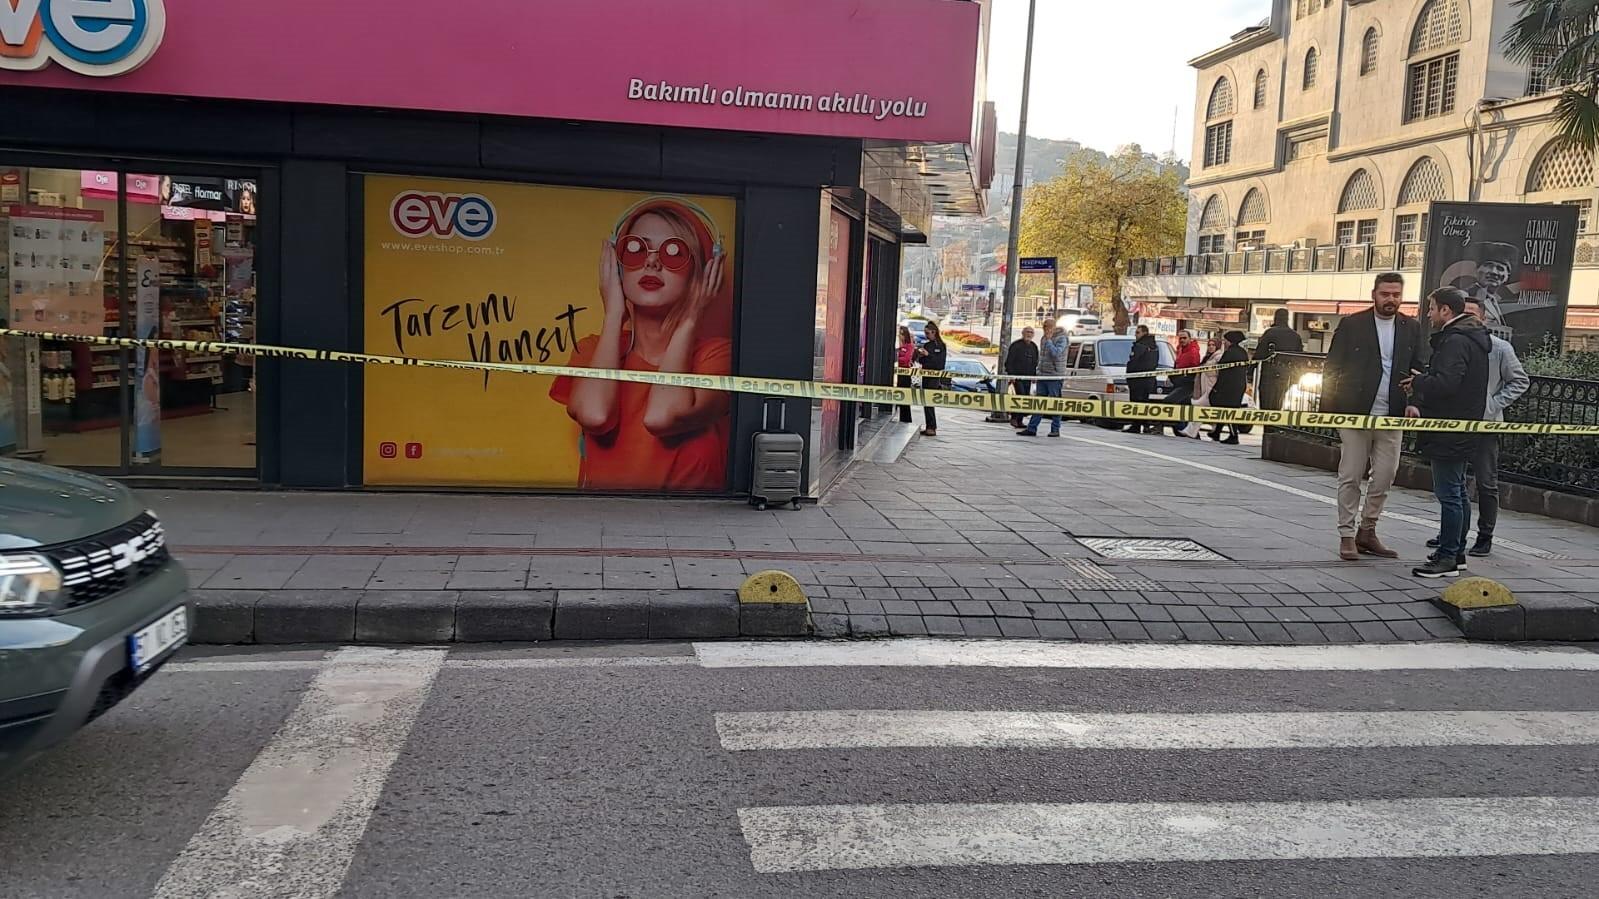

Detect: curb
[1429, 583, 1599, 642]
[187, 588, 809, 644]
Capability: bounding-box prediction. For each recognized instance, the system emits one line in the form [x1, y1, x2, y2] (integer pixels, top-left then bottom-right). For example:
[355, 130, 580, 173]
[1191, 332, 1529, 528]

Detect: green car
[0, 458, 189, 777]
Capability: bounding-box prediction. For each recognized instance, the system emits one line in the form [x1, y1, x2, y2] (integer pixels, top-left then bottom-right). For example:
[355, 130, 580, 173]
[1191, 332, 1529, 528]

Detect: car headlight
[0, 552, 65, 616]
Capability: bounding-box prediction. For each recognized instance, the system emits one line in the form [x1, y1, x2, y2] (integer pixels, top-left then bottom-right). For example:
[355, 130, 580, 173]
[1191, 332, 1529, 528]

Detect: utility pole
[993, 0, 1038, 422]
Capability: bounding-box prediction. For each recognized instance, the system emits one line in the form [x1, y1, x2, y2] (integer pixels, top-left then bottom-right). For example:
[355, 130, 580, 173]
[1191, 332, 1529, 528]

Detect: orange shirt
[549, 334, 732, 492]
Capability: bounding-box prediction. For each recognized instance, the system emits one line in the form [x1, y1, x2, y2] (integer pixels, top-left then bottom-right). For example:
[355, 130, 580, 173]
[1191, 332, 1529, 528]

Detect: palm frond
[1553, 84, 1599, 150]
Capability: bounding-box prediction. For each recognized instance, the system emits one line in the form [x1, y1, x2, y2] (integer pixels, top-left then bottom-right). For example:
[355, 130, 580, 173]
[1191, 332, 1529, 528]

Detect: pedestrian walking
[896, 325, 917, 423]
[1206, 330, 1250, 444]
[1162, 330, 1202, 435]
[1424, 297, 1531, 559]
[1179, 336, 1225, 438]
[1124, 325, 1161, 434]
[915, 321, 948, 437]
[1005, 326, 1040, 428]
[1018, 324, 1068, 437]
[1403, 287, 1492, 579]
[1255, 308, 1304, 411]
[1321, 272, 1423, 561]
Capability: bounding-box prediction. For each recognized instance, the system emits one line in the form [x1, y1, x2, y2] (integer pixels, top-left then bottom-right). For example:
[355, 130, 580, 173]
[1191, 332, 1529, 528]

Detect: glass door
[0, 162, 259, 476]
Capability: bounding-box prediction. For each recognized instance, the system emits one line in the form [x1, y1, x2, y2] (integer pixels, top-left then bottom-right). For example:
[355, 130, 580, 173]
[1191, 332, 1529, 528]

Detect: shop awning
[1570, 310, 1599, 331]
[1287, 300, 1419, 316]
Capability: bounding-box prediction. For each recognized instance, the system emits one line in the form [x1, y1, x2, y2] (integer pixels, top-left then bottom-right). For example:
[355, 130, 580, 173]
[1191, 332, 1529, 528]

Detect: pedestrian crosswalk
[713, 641, 1599, 879]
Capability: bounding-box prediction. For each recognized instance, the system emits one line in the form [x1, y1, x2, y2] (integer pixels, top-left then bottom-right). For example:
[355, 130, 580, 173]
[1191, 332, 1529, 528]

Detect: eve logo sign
[0, 0, 166, 76]
[390, 191, 497, 241]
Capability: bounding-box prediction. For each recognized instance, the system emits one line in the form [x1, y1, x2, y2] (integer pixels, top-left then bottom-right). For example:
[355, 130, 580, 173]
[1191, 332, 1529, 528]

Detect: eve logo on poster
[390, 192, 498, 241]
[0, 0, 166, 76]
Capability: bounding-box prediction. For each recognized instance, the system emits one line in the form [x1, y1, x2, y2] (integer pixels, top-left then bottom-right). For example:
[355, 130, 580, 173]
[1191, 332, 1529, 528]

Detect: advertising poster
[0, 219, 12, 451]
[1421, 202, 1578, 355]
[816, 209, 850, 457]
[134, 256, 162, 461]
[5, 205, 105, 336]
[363, 176, 737, 490]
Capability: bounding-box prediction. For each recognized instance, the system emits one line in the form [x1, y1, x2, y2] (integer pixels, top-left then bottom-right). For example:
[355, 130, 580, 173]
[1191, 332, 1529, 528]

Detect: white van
[1060, 334, 1175, 410]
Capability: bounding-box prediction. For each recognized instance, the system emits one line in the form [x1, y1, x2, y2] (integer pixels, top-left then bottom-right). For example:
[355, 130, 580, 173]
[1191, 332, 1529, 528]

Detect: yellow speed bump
[1439, 577, 1517, 610]
[739, 570, 807, 605]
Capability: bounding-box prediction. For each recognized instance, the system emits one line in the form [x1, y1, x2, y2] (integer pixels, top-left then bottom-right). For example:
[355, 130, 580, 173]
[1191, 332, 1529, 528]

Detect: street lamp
[990, 0, 1038, 423]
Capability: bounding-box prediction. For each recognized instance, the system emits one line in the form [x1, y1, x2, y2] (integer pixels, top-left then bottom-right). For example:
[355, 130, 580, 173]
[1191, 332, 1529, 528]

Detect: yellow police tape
[898, 355, 1266, 383]
[6, 329, 1596, 436]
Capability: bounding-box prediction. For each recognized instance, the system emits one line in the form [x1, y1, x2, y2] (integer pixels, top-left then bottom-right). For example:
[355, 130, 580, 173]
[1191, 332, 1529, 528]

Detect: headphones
[611, 196, 725, 260]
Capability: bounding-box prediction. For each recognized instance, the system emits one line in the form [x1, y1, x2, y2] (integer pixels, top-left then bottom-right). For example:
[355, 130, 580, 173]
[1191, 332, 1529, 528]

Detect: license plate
[129, 606, 188, 674]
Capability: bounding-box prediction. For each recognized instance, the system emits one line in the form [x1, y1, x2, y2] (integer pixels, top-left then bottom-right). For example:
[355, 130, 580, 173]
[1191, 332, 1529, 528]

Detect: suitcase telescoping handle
[762, 396, 786, 431]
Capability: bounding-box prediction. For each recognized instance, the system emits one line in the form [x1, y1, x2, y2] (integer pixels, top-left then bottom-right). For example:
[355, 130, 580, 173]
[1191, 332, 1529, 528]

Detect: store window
[0, 165, 258, 472]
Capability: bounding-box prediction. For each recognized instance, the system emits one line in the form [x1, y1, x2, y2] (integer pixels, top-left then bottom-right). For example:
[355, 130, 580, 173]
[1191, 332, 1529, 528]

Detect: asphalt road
[5, 640, 1599, 898]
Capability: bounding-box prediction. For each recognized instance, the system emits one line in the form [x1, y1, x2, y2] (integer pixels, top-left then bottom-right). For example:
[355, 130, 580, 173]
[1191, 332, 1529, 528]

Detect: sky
[985, 0, 1267, 160]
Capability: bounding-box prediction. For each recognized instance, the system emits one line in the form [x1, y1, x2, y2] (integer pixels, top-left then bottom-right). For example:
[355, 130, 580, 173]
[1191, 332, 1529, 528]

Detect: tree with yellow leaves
[1019, 145, 1186, 333]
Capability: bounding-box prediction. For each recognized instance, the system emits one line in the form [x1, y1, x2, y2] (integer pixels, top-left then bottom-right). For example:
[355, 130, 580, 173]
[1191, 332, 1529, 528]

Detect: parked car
[902, 319, 929, 346]
[1068, 316, 1103, 337]
[0, 458, 189, 779]
[1060, 334, 1176, 425]
[942, 358, 997, 393]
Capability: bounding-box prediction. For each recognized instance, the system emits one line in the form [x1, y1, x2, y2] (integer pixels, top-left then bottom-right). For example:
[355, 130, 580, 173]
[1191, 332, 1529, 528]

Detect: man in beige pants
[1319, 273, 1424, 561]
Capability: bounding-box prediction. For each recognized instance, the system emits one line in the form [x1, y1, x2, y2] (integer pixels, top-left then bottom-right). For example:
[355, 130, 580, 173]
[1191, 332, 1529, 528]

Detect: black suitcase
[750, 398, 804, 510]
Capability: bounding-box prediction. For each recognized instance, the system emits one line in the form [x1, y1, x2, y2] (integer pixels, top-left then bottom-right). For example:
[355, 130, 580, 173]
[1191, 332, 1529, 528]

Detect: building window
[1254, 69, 1268, 109]
[1395, 212, 1430, 244]
[1198, 195, 1228, 253]
[1361, 28, 1379, 76]
[1204, 120, 1233, 168]
[1235, 230, 1266, 249]
[1237, 188, 1268, 228]
[1207, 78, 1235, 120]
[1397, 156, 1448, 206]
[1527, 139, 1594, 192]
[1405, 53, 1458, 121]
[1287, 136, 1326, 161]
[1303, 47, 1319, 90]
[1337, 219, 1377, 245]
[1527, 44, 1569, 96]
[1338, 169, 1380, 213]
[1409, 0, 1463, 56]
[1565, 199, 1593, 233]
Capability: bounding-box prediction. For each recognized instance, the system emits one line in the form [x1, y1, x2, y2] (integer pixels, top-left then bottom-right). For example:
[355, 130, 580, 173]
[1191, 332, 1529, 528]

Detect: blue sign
[1019, 257, 1057, 274]
[961, 283, 987, 292]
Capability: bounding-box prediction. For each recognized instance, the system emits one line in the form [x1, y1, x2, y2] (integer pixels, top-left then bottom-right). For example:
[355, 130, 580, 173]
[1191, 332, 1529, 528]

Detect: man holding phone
[1321, 273, 1424, 561]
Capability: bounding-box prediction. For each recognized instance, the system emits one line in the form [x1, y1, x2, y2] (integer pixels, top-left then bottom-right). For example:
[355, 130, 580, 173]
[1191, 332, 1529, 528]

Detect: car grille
[41, 513, 171, 610]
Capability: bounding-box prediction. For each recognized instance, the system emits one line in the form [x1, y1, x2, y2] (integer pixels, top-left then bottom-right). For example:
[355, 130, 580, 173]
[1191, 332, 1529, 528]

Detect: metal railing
[1130, 232, 1599, 277]
[1266, 352, 1599, 497]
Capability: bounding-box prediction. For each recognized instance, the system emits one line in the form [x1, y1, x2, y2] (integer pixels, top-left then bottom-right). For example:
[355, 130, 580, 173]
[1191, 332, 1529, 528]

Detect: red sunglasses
[618, 234, 693, 272]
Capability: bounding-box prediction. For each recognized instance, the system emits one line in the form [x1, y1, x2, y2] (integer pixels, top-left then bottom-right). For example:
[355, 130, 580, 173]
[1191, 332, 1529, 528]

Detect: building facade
[0, 0, 992, 496]
[1126, 0, 1599, 349]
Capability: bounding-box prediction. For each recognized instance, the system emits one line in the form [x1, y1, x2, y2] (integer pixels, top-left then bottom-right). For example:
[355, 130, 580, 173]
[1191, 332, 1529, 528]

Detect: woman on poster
[552, 197, 733, 492]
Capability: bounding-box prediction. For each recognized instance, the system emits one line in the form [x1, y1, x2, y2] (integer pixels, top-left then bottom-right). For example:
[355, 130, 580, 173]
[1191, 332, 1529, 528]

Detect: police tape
[897, 354, 1270, 383]
[6, 329, 1597, 436]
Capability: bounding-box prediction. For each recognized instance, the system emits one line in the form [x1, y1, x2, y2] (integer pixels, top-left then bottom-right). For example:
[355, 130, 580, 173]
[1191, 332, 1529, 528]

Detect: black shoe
[1208, 431, 1222, 441]
[1047, 432, 1061, 437]
[1221, 435, 1240, 445]
[1468, 537, 1493, 557]
[1124, 426, 1142, 434]
[1412, 556, 1461, 579]
[1426, 537, 1440, 549]
[1018, 430, 1038, 437]
[1429, 550, 1468, 568]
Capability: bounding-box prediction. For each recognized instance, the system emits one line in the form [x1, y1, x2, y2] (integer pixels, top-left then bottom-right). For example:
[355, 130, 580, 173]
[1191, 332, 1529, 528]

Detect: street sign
[961, 283, 987, 291]
[1019, 257, 1057, 274]
[1078, 284, 1094, 305]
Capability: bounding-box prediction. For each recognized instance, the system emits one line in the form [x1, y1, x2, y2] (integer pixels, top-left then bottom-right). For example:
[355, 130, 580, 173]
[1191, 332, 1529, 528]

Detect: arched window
[1203, 80, 1234, 168]
[1360, 28, 1379, 76]
[1235, 189, 1268, 249]
[1303, 47, 1319, 89]
[1197, 195, 1228, 253]
[1253, 69, 1268, 109]
[1405, 0, 1463, 122]
[1394, 156, 1449, 243]
[1409, 0, 1463, 57]
[1527, 139, 1596, 232]
[1207, 78, 1234, 119]
[1338, 169, 1379, 213]
[1527, 139, 1595, 192]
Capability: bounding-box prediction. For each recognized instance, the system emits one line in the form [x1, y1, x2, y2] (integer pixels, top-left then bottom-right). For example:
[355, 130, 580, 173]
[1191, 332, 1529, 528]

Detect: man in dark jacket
[1255, 308, 1304, 411]
[1403, 287, 1492, 579]
[1206, 331, 1251, 444]
[1005, 326, 1040, 428]
[1322, 272, 1424, 561]
[1124, 325, 1161, 434]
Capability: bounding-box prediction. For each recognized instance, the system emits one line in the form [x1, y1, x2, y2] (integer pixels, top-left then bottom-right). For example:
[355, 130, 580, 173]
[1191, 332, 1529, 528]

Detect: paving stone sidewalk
[147, 413, 1599, 644]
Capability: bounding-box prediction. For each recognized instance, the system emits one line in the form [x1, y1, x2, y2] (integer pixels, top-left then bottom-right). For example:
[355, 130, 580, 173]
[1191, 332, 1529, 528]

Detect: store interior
[1, 166, 257, 472]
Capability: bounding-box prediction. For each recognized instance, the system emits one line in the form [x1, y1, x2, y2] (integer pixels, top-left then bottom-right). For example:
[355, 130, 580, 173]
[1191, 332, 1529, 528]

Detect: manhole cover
[1077, 537, 1229, 562]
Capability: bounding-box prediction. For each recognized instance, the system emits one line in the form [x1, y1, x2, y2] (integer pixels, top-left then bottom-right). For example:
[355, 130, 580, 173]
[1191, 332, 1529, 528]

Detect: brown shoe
[1339, 537, 1359, 561]
[1356, 528, 1400, 559]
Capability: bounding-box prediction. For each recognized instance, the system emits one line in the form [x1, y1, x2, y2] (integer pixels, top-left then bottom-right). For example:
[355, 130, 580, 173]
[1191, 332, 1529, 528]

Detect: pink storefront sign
[0, 0, 982, 144]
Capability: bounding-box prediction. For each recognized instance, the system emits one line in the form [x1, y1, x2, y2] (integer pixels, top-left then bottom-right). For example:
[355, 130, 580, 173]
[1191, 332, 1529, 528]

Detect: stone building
[1125, 0, 1599, 349]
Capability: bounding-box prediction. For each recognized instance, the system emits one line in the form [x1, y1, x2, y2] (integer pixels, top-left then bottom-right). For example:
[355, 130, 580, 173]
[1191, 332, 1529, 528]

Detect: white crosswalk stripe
[715, 709, 1599, 752]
